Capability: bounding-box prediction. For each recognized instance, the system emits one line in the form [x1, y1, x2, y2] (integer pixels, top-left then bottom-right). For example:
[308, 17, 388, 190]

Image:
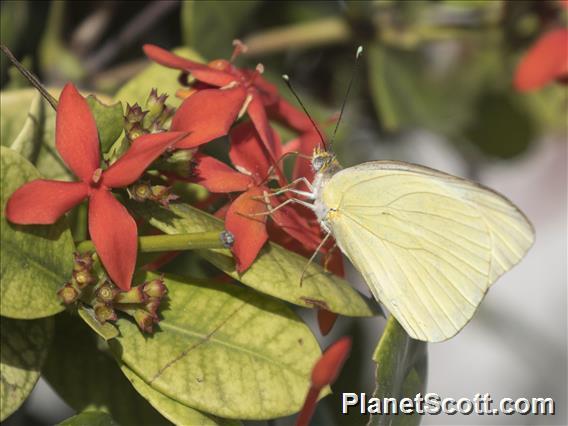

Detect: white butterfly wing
[321, 161, 534, 342]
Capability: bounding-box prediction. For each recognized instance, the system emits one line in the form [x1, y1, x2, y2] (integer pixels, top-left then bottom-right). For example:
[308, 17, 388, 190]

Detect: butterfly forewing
[320, 161, 534, 342]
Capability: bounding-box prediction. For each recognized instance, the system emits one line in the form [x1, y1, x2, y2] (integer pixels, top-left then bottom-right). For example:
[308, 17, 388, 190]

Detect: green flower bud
[134, 309, 156, 333]
[144, 297, 161, 316]
[142, 277, 167, 299]
[57, 282, 80, 305]
[94, 303, 117, 323]
[73, 269, 95, 289]
[95, 281, 120, 304]
[114, 285, 147, 304]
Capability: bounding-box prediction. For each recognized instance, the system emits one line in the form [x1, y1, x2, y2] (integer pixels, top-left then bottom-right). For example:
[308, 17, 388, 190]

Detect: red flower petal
[247, 94, 278, 157]
[311, 336, 352, 389]
[296, 337, 352, 426]
[229, 121, 272, 181]
[103, 131, 186, 188]
[323, 246, 345, 277]
[56, 83, 101, 182]
[225, 187, 269, 272]
[243, 71, 279, 105]
[268, 97, 314, 133]
[5, 180, 88, 225]
[192, 153, 252, 192]
[171, 87, 247, 149]
[143, 44, 236, 87]
[269, 198, 322, 250]
[317, 309, 339, 336]
[293, 131, 321, 185]
[88, 189, 137, 291]
[514, 28, 568, 92]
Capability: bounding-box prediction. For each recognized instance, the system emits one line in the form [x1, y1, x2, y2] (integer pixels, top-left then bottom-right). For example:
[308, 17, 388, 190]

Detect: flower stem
[0, 44, 58, 110]
[76, 231, 226, 253]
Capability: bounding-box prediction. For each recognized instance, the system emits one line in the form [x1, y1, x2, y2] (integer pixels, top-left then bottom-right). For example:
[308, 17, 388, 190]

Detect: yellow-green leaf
[78, 304, 119, 341]
[86, 95, 124, 154]
[131, 202, 377, 317]
[0, 147, 73, 318]
[0, 316, 53, 421]
[58, 411, 119, 426]
[120, 366, 241, 426]
[368, 316, 427, 426]
[43, 313, 168, 426]
[110, 272, 322, 419]
[0, 88, 37, 148]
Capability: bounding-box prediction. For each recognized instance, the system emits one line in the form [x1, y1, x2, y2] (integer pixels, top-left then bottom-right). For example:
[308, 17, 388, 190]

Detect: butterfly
[275, 145, 534, 342]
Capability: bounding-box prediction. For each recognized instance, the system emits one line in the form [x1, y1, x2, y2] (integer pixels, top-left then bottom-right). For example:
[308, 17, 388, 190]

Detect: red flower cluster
[5, 43, 344, 308]
[144, 42, 343, 277]
[6, 84, 185, 290]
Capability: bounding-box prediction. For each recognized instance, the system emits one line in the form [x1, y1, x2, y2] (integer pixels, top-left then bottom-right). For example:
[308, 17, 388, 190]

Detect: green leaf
[9, 92, 45, 163]
[43, 313, 169, 426]
[0, 88, 37, 148]
[130, 202, 376, 317]
[58, 411, 119, 426]
[110, 272, 322, 420]
[0, 316, 54, 421]
[114, 47, 204, 108]
[0, 147, 74, 318]
[368, 317, 427, 426]
[120, 366, 241, 426]
[181, 1, 260, 59]
[78, 304, 119, 341]
[465, 90, 535, 159]
[86, 95, 124, 154]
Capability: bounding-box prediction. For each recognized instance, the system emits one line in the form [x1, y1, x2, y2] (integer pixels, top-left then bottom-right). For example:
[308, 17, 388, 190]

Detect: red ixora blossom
[143, 42, 312, 156]
[5, 83, 186, 291]
[514, 28, 568, 92]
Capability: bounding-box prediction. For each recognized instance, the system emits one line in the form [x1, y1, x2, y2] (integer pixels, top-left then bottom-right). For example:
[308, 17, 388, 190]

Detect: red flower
[143, 43, 313, 156]
[5, 83, 185, 290]
[296, 337, 352, 426]
[514, 28, 568, 92]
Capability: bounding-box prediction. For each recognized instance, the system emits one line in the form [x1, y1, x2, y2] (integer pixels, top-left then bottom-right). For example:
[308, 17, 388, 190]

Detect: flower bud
[126, 122, 148, 142]
[144, 297, 161, 316]
[134, 309, 156, 333]
[73, 252, 94, 271]
[144, 89, 169, 128]
[94, 303, 117, 323]
[142, 277, 167, 299]
[128, 182, 153, 202]
[58, 282, 80, 305]
[154, 149, 196, 178]
[72, 269, 95, 289]
[124, 103, 147, 126]
[150, 185, 179, 207]
[114, 285, 147, 304]
[95, 281, 120, 303]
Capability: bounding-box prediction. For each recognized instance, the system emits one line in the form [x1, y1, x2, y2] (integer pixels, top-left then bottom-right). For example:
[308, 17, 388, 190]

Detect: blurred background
[1, 1, 566, 425]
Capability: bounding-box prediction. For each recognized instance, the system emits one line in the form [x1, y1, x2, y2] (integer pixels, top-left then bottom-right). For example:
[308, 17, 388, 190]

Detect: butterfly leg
[300, 231, 332, 286]
[247, 196, 316, 217]
[262, 177, 315, 198]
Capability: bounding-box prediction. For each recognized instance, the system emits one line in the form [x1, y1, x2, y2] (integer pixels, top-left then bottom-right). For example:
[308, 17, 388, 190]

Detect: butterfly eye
[312, 156, 324, 172]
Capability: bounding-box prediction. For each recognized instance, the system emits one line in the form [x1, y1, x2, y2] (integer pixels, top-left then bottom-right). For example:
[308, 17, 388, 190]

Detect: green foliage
[0, 147, 73, 318]
[120, 366, 241, 426]
[110, 272, 322, 419]
[131, 201, 377, 317]
[181, 1, 260, 59]
[368, 317, 427, 426]
[0, 316, 53, 421]
[43, 313, 168, 426]
[85, 95, 124, 154]
[0, 88, 36, 149]
[58, 411, 119, 426]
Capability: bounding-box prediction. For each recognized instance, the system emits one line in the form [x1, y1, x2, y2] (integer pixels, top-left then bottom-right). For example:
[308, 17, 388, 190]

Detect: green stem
[76, 231, 226, 253]
[244, 17, 352, 56]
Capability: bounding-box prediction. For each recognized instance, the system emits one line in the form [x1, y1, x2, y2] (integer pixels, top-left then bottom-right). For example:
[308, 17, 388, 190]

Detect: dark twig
[84, 1, 179, 75]
[0, 44, 58, 110]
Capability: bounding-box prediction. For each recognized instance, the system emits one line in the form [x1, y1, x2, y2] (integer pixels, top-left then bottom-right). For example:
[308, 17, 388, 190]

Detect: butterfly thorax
[311, 147, 342, 232]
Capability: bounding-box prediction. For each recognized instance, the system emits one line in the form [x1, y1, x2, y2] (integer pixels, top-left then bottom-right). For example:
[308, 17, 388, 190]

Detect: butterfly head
[312, 146, 340, 174]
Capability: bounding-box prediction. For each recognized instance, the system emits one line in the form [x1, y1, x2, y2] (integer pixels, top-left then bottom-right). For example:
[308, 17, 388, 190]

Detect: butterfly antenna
[282, 74, 328, 150]
[330, 46, 363, 146]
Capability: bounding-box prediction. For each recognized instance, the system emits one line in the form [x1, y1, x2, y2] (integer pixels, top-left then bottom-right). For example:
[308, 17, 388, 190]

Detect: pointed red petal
[242, 71, 278, 105]
[5, 180, 88, 225]
[514, 28, 568, 92]
[225, 187, 269, 272]
[192, 153, 252, 192]
[56, 83, 100, 182]
[311, 336, 352, 389]
[317, 309, 339, 336]
[247, 94, 278, 157]
[293, 131, 321, 185]
[296, 337, 352, 426]
[88, 189, 137, 291]
[229, 121, 272, 181]
[102, 131, 186, 188]
[268, 97, 314, 133]
[143, 44, 236, 87]
[172, 87, 246, 149]
[269, 198, 321, 250]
